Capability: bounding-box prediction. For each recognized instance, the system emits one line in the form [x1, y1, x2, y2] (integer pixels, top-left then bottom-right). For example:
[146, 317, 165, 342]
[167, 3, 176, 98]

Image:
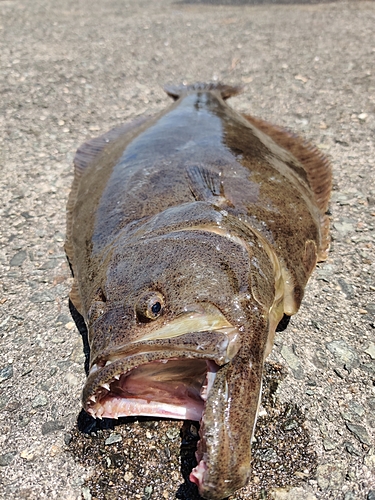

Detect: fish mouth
[84, 356, 221, 421]
[83, 307, 240, 422]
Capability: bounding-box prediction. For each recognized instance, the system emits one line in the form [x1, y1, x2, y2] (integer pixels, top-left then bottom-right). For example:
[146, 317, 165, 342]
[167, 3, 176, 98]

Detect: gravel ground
[0, 0, 374, 499]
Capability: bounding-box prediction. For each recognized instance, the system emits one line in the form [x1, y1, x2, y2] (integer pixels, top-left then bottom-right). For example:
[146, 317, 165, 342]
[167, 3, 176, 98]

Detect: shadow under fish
[65, 82, 331, 499]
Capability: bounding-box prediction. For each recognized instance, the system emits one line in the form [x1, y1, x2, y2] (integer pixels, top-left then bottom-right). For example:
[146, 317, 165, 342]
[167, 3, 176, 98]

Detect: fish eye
[136, 291, 164, 322]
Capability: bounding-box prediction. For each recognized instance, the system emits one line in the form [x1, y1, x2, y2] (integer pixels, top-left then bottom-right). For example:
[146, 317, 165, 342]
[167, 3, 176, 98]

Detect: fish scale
[65, 82, 331, 500]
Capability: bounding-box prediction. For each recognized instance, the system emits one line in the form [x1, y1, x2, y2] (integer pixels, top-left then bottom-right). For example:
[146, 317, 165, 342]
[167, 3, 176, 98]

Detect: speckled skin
[65, 84, 331, 500]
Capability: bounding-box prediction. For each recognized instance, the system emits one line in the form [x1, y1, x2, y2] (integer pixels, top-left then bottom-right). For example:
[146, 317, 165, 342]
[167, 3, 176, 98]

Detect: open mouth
[84, 356, 220, 421]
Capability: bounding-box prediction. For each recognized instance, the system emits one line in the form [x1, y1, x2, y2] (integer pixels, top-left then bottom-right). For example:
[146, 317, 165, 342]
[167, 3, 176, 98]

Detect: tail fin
[164, 82, 243, 101]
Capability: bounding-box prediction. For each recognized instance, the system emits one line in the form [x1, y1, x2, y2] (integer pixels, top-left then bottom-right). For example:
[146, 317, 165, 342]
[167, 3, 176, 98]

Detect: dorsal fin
[65, 115, 150, 305]
[164, 82, 243, 101]
[242, 114, 332, 260]
[73, 115, 150, 176]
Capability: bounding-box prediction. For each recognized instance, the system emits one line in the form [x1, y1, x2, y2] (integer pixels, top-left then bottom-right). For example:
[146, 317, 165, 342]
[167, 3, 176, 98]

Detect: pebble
[39, 259, 57, 270]
[10, 250, 27, 266]
[64, 433, 73, 445]
[270, 487, 317, 500]
[30, 291, 55, 303]
[105, 433, 122, 445]
[0, 452, 17, 466]
[143, 485, 153, 499]
[346, 423, 371, 446]
[20, 448, 36, 461]
[334, 220, 355, 235]
[280, 345, 304, 379]
[326, 339, 359, 370]
[323, 438, 336, 451]
[364, 450, 375, 470]
[344, 492, 356, 500]
[0, 364, 13, 383]
[124, 471, 133, 482]
[316, 463, 345, 490]
[32, 395, 48, 408]
[165, 427, 180, 441]
[368, 491, 375, 500]
[344, 441, 362, 457]
[82, 486, 92, 500]
[364, 343, 375, 360]
[41, 420, 64, 435]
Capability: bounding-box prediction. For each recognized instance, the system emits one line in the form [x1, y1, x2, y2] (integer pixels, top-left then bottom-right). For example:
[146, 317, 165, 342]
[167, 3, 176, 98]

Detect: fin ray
[242, 114, 332, 260]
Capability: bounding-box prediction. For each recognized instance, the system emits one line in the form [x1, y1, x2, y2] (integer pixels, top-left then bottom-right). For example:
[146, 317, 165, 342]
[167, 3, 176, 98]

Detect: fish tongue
[190, 356, 263, 500]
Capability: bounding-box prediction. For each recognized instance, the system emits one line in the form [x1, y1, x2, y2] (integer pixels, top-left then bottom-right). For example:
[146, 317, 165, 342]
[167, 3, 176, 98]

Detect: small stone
[326, 340, 359, 369]
[0, 452, 17, 466]
[358, 113, 368, 121]
[312, 348, 328, 370]
[143, 485, 153, 500]
[32, 395, 48, 408]
[280, 345, 304, 379]
[65, 321, 75, 330]
[364, 343, 375, 360]
[368, 491, 375, 500]
[64, 433, 73, 445]
[30, 292, 54, 303]
[124, 471, 133, 482]
[41, 420, 64, 435]
[39, 259, 57, 270]
[166, 427, 180, 441]
[270, 487, 317, 500]
[344, 441, 362, 456]
[337, 278, 354, 298]
[316, 463, 345, 490]
[105, 433, 122, 445]
[145, 430, 152, 439]
[65, 373, 79, 386]
[344, 492, 356, 500]
[82, 486, 92, 500]
[10, 250, 27, 267]
[334, 221, 355, 235]
[349, 401, 365, 417]
[364, 450, 375, 470]
[346, 423, 371, 446]
[0, 364, 13, 383]
[49, 445, 60, 456]
[20, 448, 35, 461]
[323, 438, 336, 451]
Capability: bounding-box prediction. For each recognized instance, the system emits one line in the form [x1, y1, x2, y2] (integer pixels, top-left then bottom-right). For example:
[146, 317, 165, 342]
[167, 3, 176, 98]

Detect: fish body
[65, 83, 331, 499]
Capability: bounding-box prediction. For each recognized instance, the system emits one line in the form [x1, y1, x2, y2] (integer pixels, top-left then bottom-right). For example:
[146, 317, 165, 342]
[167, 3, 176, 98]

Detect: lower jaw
[86, 395, 204, 421]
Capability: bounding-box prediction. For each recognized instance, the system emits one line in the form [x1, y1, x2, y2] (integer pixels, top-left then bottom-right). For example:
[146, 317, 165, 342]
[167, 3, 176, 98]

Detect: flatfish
[65, 83, 331, 499]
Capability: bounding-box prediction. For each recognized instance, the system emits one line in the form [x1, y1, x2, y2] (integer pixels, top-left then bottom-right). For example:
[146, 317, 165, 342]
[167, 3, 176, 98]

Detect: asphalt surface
[0, 0, 374, 499]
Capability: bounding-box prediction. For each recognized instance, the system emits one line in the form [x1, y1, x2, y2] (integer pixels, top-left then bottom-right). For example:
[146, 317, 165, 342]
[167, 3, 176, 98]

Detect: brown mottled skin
[65, 83, 331, 500]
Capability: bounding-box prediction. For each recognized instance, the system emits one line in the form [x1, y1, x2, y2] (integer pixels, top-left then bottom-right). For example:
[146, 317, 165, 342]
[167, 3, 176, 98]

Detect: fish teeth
[114, 374, 120, 380]
[101, 383, 110, 391]
[89, 395, 97, 403]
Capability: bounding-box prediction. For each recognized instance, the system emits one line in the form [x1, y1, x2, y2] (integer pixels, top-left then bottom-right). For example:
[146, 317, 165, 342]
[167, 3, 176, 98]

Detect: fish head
[82, 226, 276, 499]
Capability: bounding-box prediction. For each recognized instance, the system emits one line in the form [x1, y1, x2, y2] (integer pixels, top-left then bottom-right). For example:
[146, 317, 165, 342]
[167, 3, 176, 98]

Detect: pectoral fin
[186, 165, 229, 207]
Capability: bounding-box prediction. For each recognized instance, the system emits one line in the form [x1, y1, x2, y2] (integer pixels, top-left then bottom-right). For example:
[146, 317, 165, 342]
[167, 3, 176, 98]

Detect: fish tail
[164, 82, 243, 101]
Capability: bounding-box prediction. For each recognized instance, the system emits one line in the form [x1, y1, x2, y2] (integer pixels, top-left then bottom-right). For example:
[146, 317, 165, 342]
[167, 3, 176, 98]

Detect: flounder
[65, 83, 331, 500]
